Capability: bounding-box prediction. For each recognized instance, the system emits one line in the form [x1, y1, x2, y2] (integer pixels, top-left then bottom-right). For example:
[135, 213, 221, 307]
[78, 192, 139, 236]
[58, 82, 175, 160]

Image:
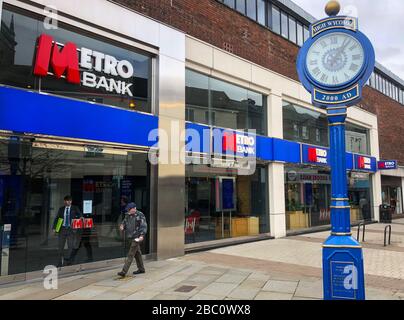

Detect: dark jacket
[122, 210, 147, 240]
[53, 205, 82, 230]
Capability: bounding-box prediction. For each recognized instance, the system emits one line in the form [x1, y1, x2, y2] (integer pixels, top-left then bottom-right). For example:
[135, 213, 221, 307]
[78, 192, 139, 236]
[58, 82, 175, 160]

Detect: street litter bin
[380, 204, 392, 223]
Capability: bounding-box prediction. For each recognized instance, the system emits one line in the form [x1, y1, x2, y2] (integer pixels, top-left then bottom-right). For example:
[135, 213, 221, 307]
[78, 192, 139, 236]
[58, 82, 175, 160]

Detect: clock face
[306, 32, 365, 87]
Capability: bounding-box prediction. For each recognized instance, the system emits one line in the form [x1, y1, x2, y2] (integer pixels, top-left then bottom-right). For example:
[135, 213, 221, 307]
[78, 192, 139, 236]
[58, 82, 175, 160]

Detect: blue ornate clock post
[296, 1, 375, 300]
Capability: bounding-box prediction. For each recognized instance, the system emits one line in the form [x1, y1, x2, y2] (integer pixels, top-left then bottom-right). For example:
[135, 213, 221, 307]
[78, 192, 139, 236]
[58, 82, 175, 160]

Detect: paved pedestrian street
[1, 220, 404, 300]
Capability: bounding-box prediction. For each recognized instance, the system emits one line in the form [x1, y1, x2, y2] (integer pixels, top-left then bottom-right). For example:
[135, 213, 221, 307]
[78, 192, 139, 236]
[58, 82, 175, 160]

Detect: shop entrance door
[0, 135, 151, 280]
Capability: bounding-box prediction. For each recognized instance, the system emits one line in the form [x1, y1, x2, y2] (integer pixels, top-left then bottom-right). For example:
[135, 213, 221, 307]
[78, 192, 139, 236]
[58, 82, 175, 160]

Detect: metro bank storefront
[0, 0, 381, 282]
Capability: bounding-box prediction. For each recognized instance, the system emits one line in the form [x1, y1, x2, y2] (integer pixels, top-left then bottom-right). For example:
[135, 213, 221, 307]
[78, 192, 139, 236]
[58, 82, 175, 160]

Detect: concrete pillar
[267, 92, 286, 238]
[372, 172, 382, 221]
[268, 163, 287, 238]
[401, 177, 404, 214]
[368, 117, 381, 222]
[155, 28, 186, 260]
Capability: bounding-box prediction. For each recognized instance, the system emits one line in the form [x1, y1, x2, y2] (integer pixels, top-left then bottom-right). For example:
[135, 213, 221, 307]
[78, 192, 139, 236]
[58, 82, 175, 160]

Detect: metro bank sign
[222, 131, 256, 156]
[33, 34, 134, 96]
[307, 147, 328, 165]
[357, 156, 372, 170]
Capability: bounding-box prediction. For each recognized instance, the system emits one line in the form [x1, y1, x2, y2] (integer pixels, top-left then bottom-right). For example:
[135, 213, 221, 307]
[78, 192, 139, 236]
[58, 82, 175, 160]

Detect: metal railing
[384, 225, 392, 247]
[356, 222, 366, 242]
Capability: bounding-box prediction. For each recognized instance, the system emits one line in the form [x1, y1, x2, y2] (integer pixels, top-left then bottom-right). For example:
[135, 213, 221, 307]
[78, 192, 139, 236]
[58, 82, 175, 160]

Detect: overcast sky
[291, 0, 404, 80]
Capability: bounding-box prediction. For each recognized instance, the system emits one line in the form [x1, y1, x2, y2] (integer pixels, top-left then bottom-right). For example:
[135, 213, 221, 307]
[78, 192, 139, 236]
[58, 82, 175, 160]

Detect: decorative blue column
[322, 108, 365, 300]
[295, 0, 375, 300]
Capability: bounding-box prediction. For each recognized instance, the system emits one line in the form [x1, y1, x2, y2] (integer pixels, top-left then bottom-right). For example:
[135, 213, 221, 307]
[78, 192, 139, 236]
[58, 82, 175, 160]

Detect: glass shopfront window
[285, 165, 373, 232]
[283, 101, 371, 154]
[185, 164, 269, 244]
[0, 6, 152, 112]
[186, 69, 266, 135]
[349, 172, 373, 222]
[0, 135, 151, 276]
[346, 123, 370, 155]
[283, 101, 328, 147]
[381, 176, 403, 215]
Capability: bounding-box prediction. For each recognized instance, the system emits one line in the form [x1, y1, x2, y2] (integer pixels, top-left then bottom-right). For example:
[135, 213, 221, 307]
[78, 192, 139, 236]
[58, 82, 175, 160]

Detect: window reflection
[186, 70, 266, 135]
[288, 16, 297, 44]
[345, 123, 370, 155]
[281, 11, 288, 38]
[236, 0, 245, 14]
[257, 0, 266, 25]
[271, 5, 281, 34]
[283, 101, 328, 147]
[0, 137, 150, 274]
[283, 101, 371, 154]
[246, 0, 257, 21]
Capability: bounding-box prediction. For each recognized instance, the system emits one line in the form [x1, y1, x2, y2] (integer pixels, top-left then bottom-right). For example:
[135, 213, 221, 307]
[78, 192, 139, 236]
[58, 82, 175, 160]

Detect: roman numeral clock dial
[306, 32, 365, 87]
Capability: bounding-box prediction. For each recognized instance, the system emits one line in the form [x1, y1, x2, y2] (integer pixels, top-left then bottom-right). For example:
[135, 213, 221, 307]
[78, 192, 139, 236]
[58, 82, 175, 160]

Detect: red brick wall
[114, 0, 404, 165]
[114, 0, 300, 80]
[360, 87, 404, 165]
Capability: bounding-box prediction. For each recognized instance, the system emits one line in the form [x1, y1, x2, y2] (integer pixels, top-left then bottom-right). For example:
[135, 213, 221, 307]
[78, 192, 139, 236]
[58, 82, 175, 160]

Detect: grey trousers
[122, 240, 145, 274]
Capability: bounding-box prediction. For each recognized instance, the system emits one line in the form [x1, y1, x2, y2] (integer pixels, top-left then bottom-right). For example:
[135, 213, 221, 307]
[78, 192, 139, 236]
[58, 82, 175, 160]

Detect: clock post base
[323, 234, 365, 300]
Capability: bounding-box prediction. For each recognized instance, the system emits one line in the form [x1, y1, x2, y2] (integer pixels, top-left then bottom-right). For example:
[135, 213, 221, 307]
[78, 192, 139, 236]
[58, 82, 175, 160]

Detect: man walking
[53, 195, 82, 267]
[117, 202, 147, 277]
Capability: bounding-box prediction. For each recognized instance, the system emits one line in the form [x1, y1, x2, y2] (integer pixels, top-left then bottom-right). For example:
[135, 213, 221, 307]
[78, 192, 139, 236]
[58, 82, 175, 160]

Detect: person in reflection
[117, 203, 147, 278]
[110, 195, 129, 239]
[68, 211, 94, 265]
[53, 195, 82, 268]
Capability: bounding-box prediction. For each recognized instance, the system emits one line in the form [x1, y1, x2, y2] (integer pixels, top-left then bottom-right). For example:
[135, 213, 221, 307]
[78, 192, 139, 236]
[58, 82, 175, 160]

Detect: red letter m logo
[33, 34, 80, 84]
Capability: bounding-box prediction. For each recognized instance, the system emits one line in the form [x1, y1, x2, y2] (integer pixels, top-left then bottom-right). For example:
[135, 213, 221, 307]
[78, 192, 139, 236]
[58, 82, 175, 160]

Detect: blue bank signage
[303, 145, 329, 165]
[378, 160, 398, 170]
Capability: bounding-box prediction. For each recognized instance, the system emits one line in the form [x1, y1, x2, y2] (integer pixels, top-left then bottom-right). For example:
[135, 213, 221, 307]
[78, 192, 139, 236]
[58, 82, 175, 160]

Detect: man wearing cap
[117, 202, 147, 277]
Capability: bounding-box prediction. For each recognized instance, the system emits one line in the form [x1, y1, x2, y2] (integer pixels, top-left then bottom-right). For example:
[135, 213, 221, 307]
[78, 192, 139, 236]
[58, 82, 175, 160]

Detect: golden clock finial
[325, 0, 341, 16]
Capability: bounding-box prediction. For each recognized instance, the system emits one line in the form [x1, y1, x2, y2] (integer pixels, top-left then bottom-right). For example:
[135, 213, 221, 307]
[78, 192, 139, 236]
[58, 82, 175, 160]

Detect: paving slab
[238, 279, 266, 289]
[262, 280, 299, 294]
[92, 289, 132, 300]
[246, 273, 271, 282]
[254, 291, 293, 300]
[199, 282, 239, 297]
[152, 294, 189, 300]
[186, 273, 221, 283]
[294, 280, 323, 299]
[0, 287, 45, 300]
[226, 287, 260, 300]
[189, 293, 224, 300]
[54, 285, 112, 300]
[123, 290, 161, 300]
[146, 275, 190, 291]
[365, 287, 400, 300]
[197, 267, 228, 276]
[215, 273, 249, 284]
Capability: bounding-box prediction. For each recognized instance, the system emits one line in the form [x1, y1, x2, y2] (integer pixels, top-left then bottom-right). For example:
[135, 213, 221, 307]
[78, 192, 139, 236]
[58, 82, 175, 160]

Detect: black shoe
[132, 270, 145, 275]
[117, 271, 126, 278]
